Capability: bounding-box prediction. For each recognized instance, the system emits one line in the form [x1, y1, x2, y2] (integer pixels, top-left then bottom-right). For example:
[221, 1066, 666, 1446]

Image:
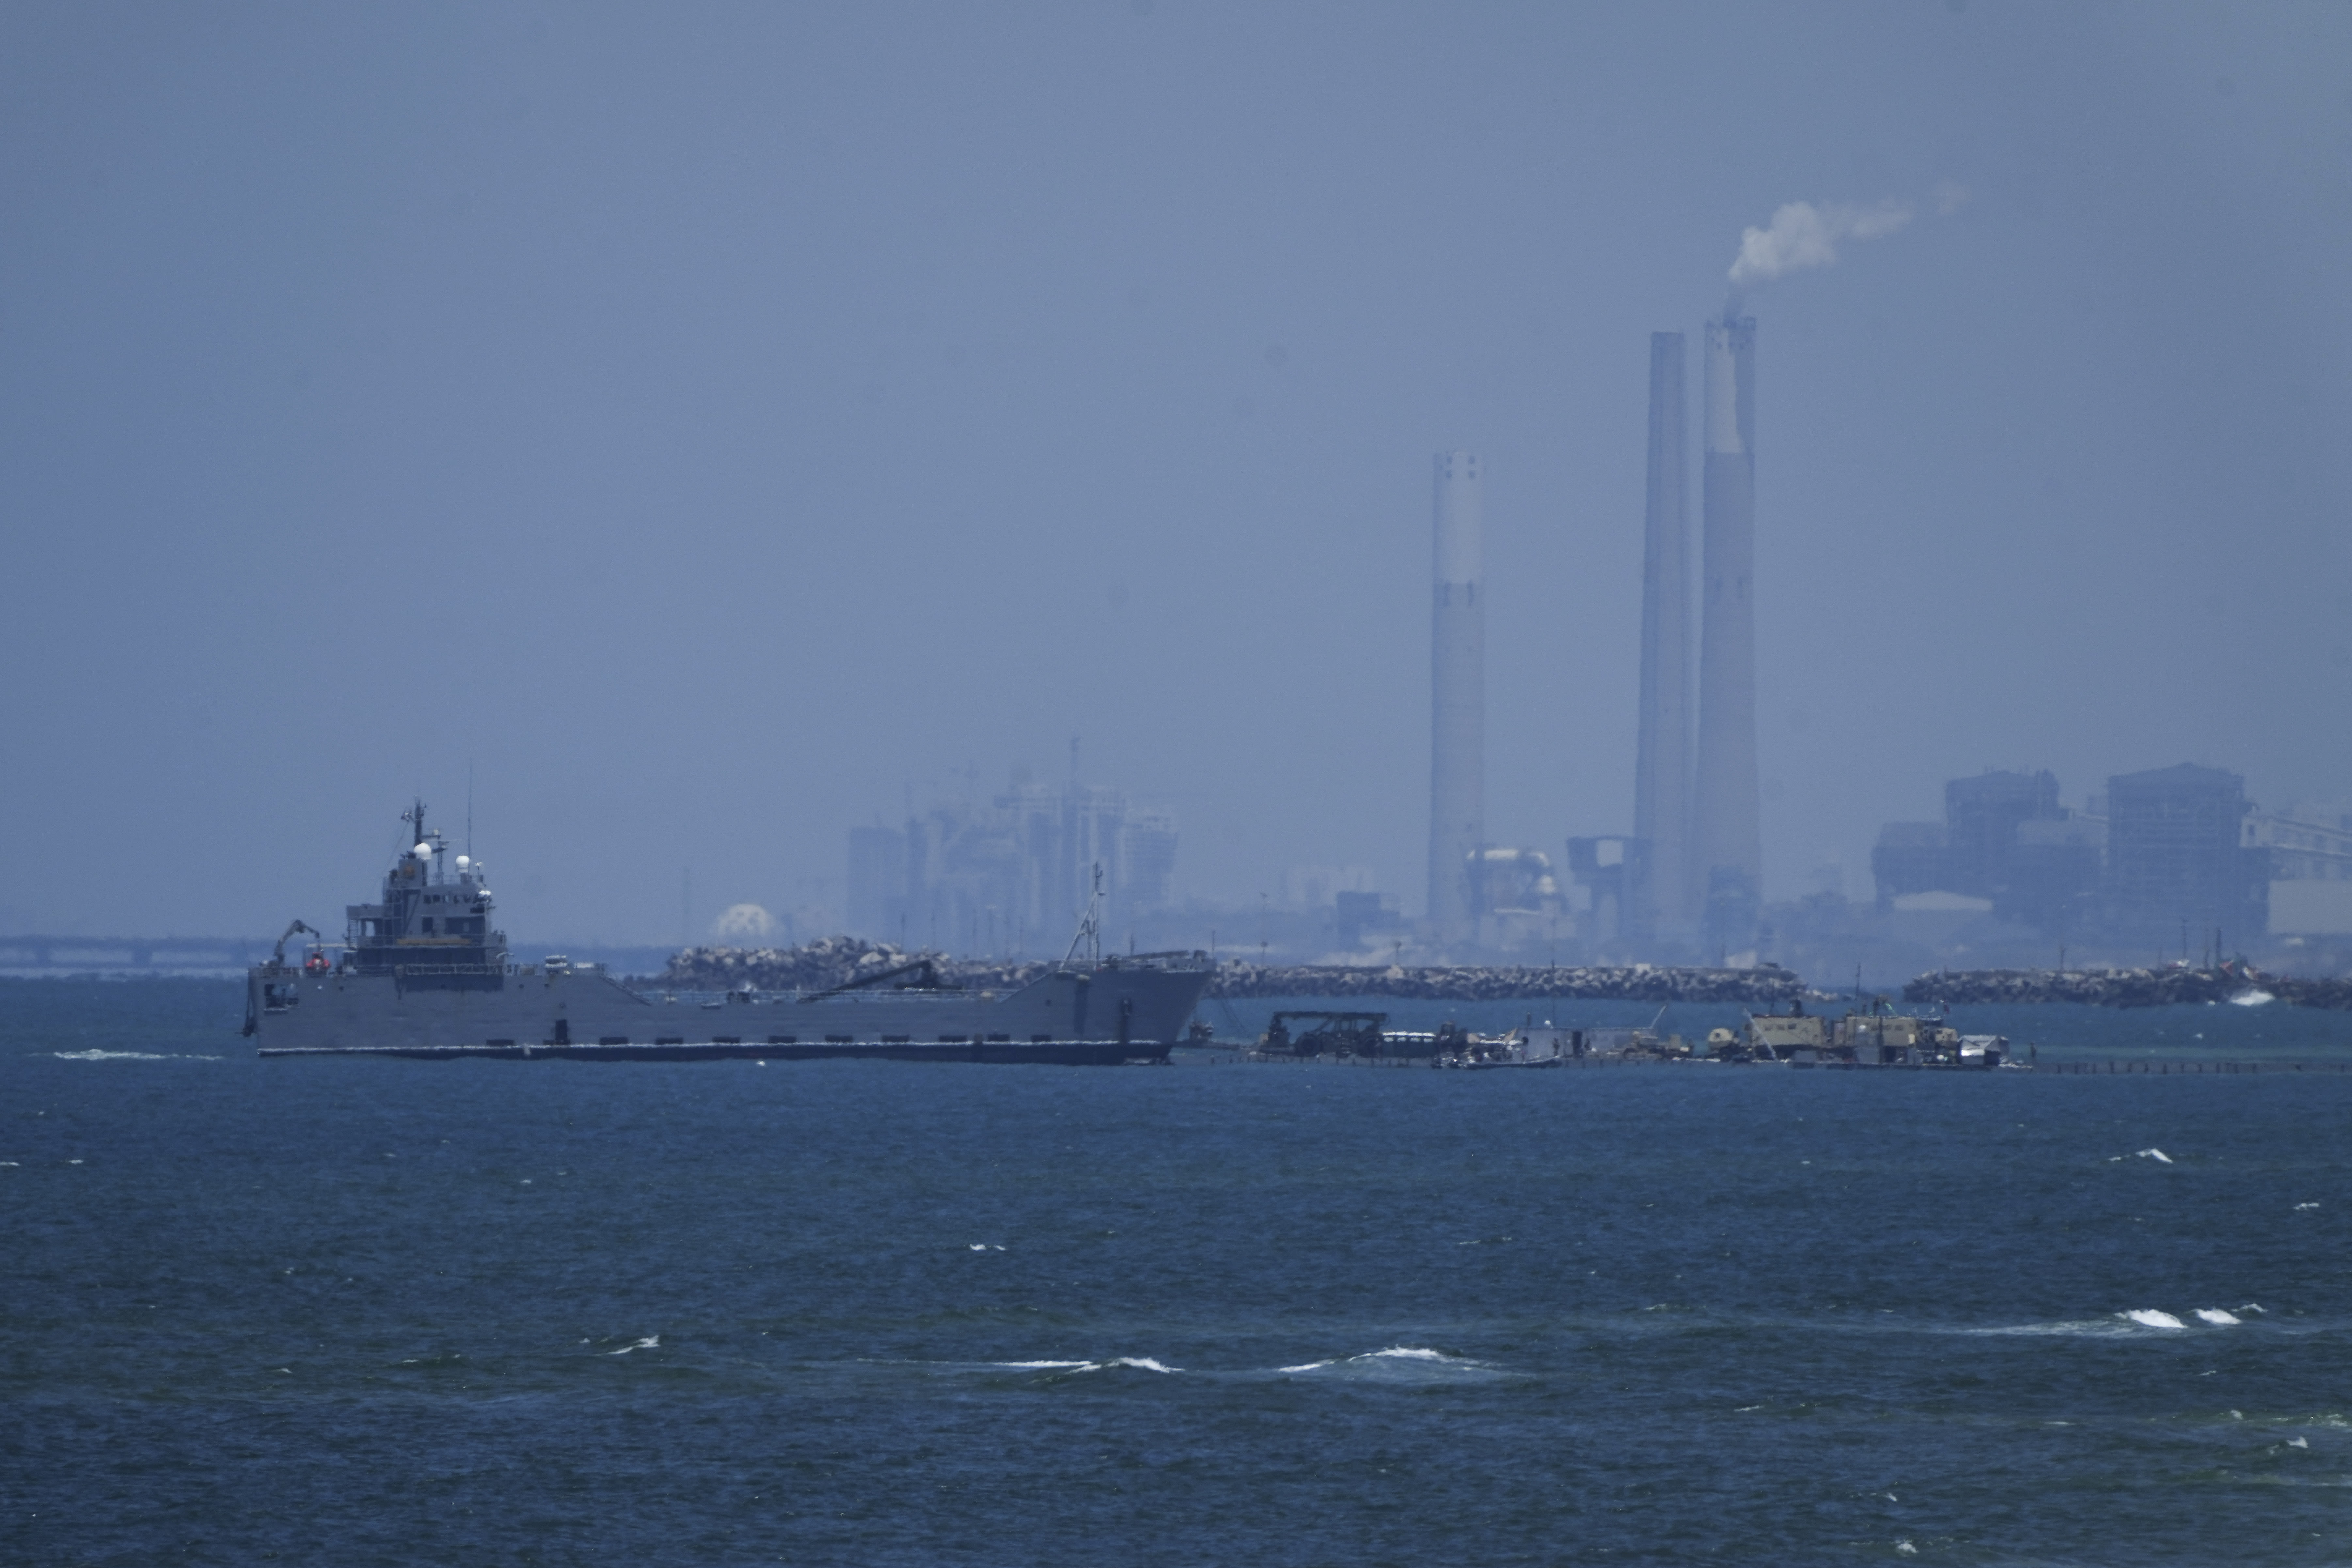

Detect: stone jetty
[1904, 962, 2352, 1011]
[648, 939, 1806, 1006]
[1202, 960, 1801, 1004]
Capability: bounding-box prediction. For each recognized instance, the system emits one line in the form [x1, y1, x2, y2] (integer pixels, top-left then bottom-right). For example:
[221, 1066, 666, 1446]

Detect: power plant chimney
[1633, 331, 1693, 940]
[1692, 315, 1761, 953]
[1427, 451, 1484, 945]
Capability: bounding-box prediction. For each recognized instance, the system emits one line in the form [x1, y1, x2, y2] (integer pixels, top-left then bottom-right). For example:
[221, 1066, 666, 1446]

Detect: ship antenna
[466, 760, 474, 860]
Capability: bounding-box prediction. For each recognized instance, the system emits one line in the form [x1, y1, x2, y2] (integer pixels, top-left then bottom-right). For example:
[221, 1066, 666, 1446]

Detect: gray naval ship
[247, 804, 1208, 1065]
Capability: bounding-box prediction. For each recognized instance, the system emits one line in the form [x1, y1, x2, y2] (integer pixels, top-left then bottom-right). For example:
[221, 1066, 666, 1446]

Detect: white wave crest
[1277, 1345, 1496, 1379]
[607, 1335, 660, 1355]
[991, 1356, 1179, 1374]
[2136, 1148, 2174, 1164]
[2123, 1310, 2186, 1329]
[2195, 1309, 2242, 1326]
[52, 1049, 218, 1061]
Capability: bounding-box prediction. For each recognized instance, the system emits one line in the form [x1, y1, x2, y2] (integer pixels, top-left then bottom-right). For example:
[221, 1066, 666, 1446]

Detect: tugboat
[246, 803, 1208, 1065]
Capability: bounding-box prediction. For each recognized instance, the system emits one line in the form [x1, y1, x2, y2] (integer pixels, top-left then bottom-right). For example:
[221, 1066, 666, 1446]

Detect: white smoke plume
[1725, 198, 1914, 305]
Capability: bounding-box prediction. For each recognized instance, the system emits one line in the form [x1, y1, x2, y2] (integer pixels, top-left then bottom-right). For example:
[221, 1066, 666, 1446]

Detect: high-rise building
[1691, 316, 1761, 952]
[1427, 451, 1485, 944]
[1868, 769, 2091, 929]
[1632, 331, 1693, 940]
[1944, 769, 2063, 899]
[1869, 821, 1949, 907]
[1120, 809, 1180, 916]
[2105, 764, 2268, 943]
[846, 824, 906, 939]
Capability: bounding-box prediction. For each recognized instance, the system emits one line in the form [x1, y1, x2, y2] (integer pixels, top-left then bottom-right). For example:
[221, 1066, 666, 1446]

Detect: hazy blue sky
[4, 2, 2347, 944]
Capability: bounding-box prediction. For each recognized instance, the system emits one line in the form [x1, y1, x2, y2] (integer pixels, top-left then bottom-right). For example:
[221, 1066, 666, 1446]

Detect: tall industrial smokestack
[1633, 332, 1692, 940]
[1692, 316, 1761, 952]
[1427, 451, 1484, 944]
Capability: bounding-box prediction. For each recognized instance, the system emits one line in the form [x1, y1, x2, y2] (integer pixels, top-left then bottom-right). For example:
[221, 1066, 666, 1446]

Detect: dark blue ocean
[6, 979, 2350, 1565]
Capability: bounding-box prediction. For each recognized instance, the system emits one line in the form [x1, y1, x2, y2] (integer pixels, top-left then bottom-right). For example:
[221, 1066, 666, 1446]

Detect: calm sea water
[5, 978, 2350, 1565]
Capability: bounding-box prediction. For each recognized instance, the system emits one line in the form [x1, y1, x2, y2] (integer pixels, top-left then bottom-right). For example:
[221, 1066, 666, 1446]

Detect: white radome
[712, 903, 777, 940]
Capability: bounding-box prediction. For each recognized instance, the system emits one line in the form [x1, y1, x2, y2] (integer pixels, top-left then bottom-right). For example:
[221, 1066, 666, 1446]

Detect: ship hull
[247, 963, 1205, 1063]
[258, 1038, 1167, 1065]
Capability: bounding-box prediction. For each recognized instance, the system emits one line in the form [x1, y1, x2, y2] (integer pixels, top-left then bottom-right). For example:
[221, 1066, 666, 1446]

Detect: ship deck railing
[628, 987, 1010, 1006]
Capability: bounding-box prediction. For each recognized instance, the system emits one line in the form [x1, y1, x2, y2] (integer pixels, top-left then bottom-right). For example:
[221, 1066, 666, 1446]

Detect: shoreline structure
[654, 941, 1801, 1005]
[1905, 963, 2352, 1011]
[653, 940, 2351, 1011]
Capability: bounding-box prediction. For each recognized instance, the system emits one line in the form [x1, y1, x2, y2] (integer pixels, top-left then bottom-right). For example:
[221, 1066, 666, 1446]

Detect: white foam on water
[2196, 1309, 2242, 1326]
[2136, 1148, 2174, 1164]
[607, 1335, 660, 1355]
[2290, 1437, 2311, 1448]
[986, 1357, 1179, 1373]
[966, 1243, 1005, 1251]
[2123, 1310, 2186, 1329]
[51, 1049, 218, 1061]
[2295, 1202, 2320, 1211]
[1969, 1316, 2168, 1338]
[1275, 1345, 1500, 1381]
[2230, 990, 2275, 1007]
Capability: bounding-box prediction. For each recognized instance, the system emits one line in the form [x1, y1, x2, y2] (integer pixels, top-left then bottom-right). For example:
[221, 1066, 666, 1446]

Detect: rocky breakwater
[649, 940, 1808, 1007]
[1202, 960, 1801, 1004]
[1904, 962, 2352, 1011]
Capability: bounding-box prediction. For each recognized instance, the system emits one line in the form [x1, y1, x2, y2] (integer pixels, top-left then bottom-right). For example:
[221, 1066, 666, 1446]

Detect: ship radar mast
[401, 799, 447, 879]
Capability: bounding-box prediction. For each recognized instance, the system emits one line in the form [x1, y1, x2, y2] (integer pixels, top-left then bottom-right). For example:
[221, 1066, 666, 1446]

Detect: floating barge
[1709, 999, 2018, 1069]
